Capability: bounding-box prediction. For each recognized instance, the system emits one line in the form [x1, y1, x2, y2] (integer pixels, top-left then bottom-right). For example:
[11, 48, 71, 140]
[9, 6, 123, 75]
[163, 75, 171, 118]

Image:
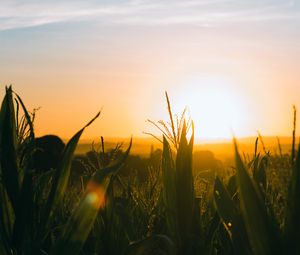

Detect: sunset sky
[0, 0, 300, 141]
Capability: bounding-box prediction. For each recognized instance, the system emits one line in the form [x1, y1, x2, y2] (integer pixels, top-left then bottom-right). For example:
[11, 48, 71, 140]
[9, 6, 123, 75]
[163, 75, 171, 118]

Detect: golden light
[173, 75, 250, 140]
[85, 182, 106, 209]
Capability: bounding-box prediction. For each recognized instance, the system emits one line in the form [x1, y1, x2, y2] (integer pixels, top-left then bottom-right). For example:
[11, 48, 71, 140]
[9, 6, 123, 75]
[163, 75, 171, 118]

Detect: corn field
[0, 86, 299, 255]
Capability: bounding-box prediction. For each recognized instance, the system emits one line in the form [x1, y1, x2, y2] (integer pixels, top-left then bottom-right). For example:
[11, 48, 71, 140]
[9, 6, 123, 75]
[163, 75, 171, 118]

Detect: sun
[172, 75, 249, 141]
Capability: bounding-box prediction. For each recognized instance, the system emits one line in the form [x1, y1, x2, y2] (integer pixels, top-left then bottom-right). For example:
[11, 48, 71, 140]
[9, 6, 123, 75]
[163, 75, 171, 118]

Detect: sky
[0, 0, 300, 141]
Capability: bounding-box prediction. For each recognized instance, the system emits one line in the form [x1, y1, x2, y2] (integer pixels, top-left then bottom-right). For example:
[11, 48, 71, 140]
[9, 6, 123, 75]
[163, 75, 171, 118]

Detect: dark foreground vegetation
[0, 86, 299, 255]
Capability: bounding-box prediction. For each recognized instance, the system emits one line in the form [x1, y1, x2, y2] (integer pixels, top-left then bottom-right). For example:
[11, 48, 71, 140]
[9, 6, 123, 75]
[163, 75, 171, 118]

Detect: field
[0, 87, 299, 255]
[77, 136, 294, 161]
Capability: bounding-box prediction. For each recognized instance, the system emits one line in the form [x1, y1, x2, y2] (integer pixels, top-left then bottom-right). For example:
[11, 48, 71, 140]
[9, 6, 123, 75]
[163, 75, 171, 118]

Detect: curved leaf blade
[234, 140, 281, 255]
[42, 112, 100, 232]
[0, 86, 20, 212]
[50, 139, 132, 255]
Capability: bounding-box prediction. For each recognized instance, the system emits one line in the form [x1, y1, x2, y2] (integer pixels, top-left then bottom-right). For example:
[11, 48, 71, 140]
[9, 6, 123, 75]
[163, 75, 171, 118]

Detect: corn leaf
[0, 183, 14, 254]
[14, 91, 35, 140]
[50, 139, 131, 255]
[253, 156, 267, 193]
[234, 140, 281, 255]
[42, 112, 100, 232]
[214, 176, 251, 255]
[285, 142, 300, 252]
[0, 86, 20, 212]
[125, 234, 176, 255]
[162, 136, 178, 243]
[11, 173, 34, 253]
[175, 121, 194, 248]
[11, 91, 36, 252]
[214, 177, 238, 229]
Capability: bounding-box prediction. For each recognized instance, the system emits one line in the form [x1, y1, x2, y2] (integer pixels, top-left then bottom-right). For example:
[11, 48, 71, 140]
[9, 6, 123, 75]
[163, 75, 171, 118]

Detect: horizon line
[65, 135, 298, 144]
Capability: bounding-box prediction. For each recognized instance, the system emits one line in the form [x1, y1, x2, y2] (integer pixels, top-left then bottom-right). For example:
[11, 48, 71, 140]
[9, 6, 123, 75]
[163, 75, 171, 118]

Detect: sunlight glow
[174, 76, 249, 140]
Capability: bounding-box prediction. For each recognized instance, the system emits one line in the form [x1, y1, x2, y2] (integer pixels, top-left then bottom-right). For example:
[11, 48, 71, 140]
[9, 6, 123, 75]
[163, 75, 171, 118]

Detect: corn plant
[2, 86, 300, 255]
[0, 86, 131, 255]
[146, 92, 207, 254]
[214, 106, 300, 255]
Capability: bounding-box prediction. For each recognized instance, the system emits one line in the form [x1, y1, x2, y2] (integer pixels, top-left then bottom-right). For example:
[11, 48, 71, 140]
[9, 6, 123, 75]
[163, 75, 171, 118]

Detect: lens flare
[85, 182, 106, 209]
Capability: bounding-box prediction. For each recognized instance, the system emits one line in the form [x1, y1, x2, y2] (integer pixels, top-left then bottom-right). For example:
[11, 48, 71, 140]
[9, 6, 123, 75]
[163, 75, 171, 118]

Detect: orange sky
[0, 0, 299, 141]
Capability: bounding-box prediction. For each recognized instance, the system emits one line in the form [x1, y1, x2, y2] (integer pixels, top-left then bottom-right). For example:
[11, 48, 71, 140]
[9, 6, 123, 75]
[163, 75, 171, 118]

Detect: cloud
[0, 1, 131, 30]
[0, 0, 299, 31]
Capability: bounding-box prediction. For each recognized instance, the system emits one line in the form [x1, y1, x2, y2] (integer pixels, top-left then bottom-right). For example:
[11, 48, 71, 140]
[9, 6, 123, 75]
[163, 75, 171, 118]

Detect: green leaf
[0, 86, 20, 212]
[162, 136, 178, 242]
[175, 121, 194, 248]
[285, 142, 300, 252]
[125, 234, 176, 255]
[0, 237, 8, 255]
[14, 91, 35, 141]
[0, 183, 14, 254]
[253, 156, 267, 193]
[214, 177, 251, 255]
[234, 139, 281, 255]
[11, 90, 36, 252]
[42, 112, 100, 233]
[214, 177, 238, 229]
[50, 139, 132, 255]
[12, 172, 34, 253]
[227, 174, 237, 196]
